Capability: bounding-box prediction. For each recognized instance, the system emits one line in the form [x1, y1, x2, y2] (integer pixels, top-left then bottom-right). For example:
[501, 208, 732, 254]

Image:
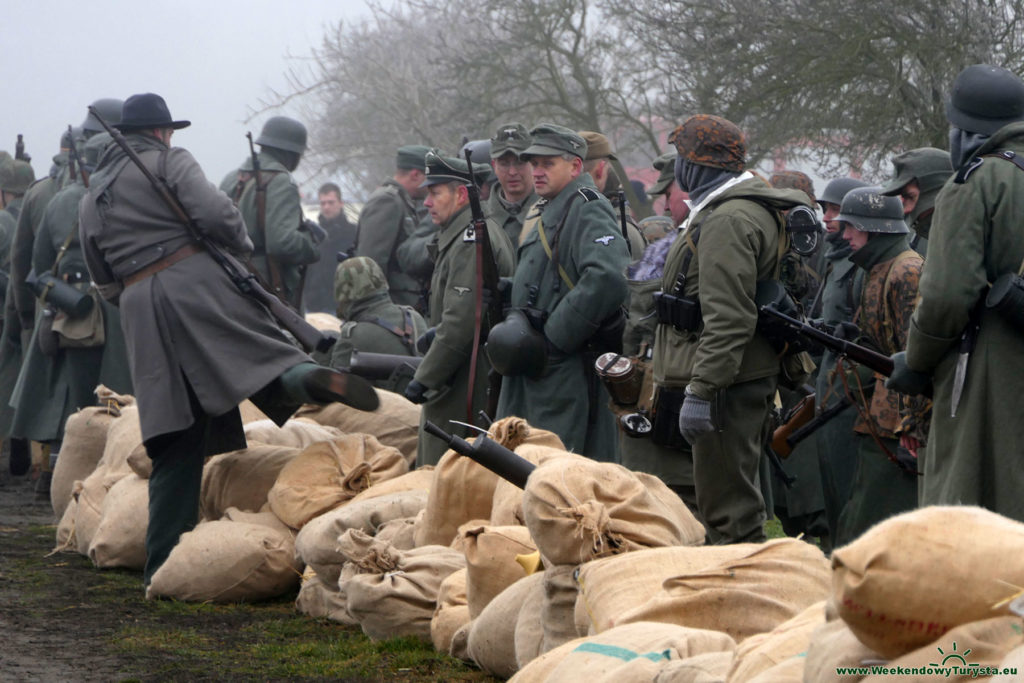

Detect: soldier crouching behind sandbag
[78, 93, 379, 589]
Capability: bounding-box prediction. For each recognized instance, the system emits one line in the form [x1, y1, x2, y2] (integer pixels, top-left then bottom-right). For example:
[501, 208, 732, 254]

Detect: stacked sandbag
[268, 435, 407, 529]
[374, 513, 420, 549]
[345, 466, 434, 504]
[295, 566, 351, 622]
[295, 490, 428, 585]
[831, 506, 1024, 659]
[54, 494, 78, 551]
[515, 570, 547, 669]
[340, 529, 465, 642]
[431, 567, 471, 658]
[294, 389, 420, 465]
[490, 442, 578, 526]
[508, 621, 737, 683]
[200, 444, 301, 521]
[239, 399, 270, 423]
[146, 508, 301, 602]
[654, 651, 736, 682]
[243, 418, 344, 449]
[522, 457, 705, 567]
[460, 524, 536, 618]
[803, 618, 883, 683]
[305, 312, 342, 333]
[725, 600, 825, 681]
[51, 386, 133, 519]
[416, 417, 566, 548]
[611, 538, 831, 643]
[87, 473, 149, 569]
[468, 572, 546, 678]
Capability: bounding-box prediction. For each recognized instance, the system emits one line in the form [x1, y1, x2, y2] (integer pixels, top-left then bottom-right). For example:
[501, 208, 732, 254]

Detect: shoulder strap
[535, 194, 581, 291]
[368, 306, 417, 353]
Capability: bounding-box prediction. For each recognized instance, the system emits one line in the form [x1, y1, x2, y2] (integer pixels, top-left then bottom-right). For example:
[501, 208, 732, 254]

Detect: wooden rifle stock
[771, 393, 815, 458]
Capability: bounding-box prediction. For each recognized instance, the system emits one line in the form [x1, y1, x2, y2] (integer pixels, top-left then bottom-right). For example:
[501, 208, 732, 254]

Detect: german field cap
[836, 186, 908, 234]
[648, 152, 677, 196]
[420, 149, 490, 187]
[490, 123, 532, 159]
[579, 131, 617, 161]
[115, 93, 190, 131]
[880, 147, 953, 195]
[396, 144, 430, 171]
[521, 123, 587, 160]
[946, 64, 1024, 135]
[669, 115, 745, 172]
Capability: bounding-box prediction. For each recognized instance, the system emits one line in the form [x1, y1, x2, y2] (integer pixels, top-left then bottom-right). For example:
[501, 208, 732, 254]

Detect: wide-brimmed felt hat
[115, 93, 190, 131]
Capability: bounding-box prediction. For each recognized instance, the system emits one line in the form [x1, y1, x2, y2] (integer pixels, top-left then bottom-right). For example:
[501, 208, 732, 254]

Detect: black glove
[481, 277, 513, 310]
[677, 390, 715, 445]
[832, 321, 861, 341]
[403, 379, 428, 404]
[415, 327, 436, 355]
[895, 445, 919, 474]
[302, 219, 328, 245]
[885, 351, 933, 397]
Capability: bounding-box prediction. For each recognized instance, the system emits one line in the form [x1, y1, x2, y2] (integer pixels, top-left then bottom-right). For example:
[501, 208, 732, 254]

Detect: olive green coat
[354, 180, 422, 307]
[9, 181, 133, 442]
[487, 187, 538, 248]
[496, 174, 629, 462]
[414, 204, 515, 465]
[906, 122, 1024, 522]
[394, 211, 438, 314]
[237, 152, 318, 307]
[0, 192, 34, 438]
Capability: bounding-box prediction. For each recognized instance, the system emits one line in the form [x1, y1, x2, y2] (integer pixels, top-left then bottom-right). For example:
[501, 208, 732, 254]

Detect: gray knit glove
[678, 391, 715, 445]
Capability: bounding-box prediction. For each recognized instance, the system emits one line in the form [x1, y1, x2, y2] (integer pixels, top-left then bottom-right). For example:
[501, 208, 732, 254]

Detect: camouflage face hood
[334, 257, 388, 314]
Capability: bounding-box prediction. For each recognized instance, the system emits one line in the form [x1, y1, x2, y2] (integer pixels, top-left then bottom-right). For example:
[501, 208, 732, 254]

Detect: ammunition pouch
[650, 387, 688, 449]
[653, 291, 702, 332]
[987, 272, 1024, 333]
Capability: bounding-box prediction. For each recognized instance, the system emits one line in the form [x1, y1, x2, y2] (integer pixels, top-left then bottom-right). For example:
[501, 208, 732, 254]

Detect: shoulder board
[577, 187, 601, 202]
[954, 156, 985, 184]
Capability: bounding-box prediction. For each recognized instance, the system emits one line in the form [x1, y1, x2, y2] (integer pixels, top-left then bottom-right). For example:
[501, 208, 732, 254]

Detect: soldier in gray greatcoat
[79, 93, 378, 587]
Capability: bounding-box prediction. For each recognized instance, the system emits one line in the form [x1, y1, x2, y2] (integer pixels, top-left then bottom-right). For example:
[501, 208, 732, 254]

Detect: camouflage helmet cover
[769, 170, 816, 205]
[334, 256, 388, 312]
[669, 115, 746, 172]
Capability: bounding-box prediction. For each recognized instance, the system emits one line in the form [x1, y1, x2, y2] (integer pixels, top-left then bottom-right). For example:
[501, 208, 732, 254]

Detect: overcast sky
[3, 0, 377, 197]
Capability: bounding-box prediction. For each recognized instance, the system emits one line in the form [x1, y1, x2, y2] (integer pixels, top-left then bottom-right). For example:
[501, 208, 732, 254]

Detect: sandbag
[451, 621, 473, 662]
[73, 469, 127, 556]
[346, 467, 434, 504]
[374, 514, 419, 550]
[51, 391, 129, 518]
[239, 399, 269, 423]
[745, 653, 805, 683]
[654, 651, 735, 682]
[88, 473, 149, 569]
[199, 445, 300, 522]
[542, 564, 582, 654]
[614, 538, 830, 643]
[431, 568, 471, 656]
[862, 616, 1024, 683]
[992, 644, 1024, 683]
[54, 494, 78, 552]
[342, 531, 465, 642]
[295, 567, 351, 622]
[461, 524, 536, 618]
[523, 457, 705, 566]
[576, 544, 758, 634]
[268, 434, 408, 529]
[490, 442, 578, 526]
[803, 618, 881, 683]
[126, 444, 152, 479]
[726, 600, 825, 681]
[222, 505, 294, 537]
[515, 569, 547, 669]
[295, 389, 421, 465]
[832, 506, 1024, 659]
[305, 312, 342, 332]
[294, 490, 428, 584]
[468, 572, 545, 678]
[146, 520, 302, 602]
[95, 403, 142, 481]
[416, 418, 566, 548]
[243, 418, 344, 449]
[509, 621, 737, 683]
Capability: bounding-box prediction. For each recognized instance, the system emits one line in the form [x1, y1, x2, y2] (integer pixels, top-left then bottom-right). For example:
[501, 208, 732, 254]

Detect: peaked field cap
[396, 145, 431, 171]
[115, 93, 190, 131]
[521, 123, 587, 160]
[649, 152, 678, 196]
[946, 64, 1024, 135]
[880, 147, 953, 195]
[490, 123, 532, 158]
[669, 114, 745, 172]
[420, 149, 490, 187]
[579, 131, 617, 161]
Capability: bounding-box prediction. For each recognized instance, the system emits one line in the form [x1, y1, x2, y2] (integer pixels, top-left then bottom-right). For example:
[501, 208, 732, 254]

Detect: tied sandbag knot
[559, 501, 622, 560]
[488, 416, 531, 451]
[342, 461, 373, 496]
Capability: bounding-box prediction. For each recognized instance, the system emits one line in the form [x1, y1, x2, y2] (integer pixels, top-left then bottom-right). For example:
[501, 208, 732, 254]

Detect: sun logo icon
[930, 641, 979, 668]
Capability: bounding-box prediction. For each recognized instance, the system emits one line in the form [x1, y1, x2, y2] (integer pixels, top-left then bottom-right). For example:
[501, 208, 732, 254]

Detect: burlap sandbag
[451, 620, 473, 661]
[346, 466, 434, 504]
[416, 417, 566, 548]
[726, 600, 825, 681]
[861, 616, 1024, 683]
[576, 544, 758, 634]
[54, 494, 78, 552]
[992, 644, 1024, 683]
[654, 651, 736, 683]
[95, 403, 142, 481]
[614, 538, 830, 643]
[305, 311, 342, 332]
[146, 520, 302, 602]
[342, 530, 465, 641]
[461, 524, 536, 618]
[745, 653, 805, 683]
[268, 434, 408, 529]
[74, 469, 128, 556]
[295, 389, 420, 465]
[515, 568, 548, 669]
[523, 457, 705, 566]
[239, 399, 269, 423]
[490, 442, 578, 526]
[432, 567, 472, 656]
[243, 418, 344, 449]
[199, 445, 301, 522]
[51, 389, 130, 518]
[126, 444, 153, 479]
[803, 618, 882, 683]
[468, 572, 545, 678]
[509, 622, 737, 683]
[295, 567, 351, 622]
[374, 514, 419, 550]
[542, 564, 582, 654]
[294, 490, 428, 584]
[222, 505, 294, 537]
[833, 506, 1024, 659]
[88, 473, 149, 569]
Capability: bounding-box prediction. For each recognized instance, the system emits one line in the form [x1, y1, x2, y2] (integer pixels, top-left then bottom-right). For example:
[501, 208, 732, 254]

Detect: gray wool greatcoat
[79, 134, 309, 447]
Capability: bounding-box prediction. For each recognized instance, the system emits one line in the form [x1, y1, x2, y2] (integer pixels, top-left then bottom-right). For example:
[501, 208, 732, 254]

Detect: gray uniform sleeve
[355, 190, 404, 272]
[164, 148, 254, 255]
